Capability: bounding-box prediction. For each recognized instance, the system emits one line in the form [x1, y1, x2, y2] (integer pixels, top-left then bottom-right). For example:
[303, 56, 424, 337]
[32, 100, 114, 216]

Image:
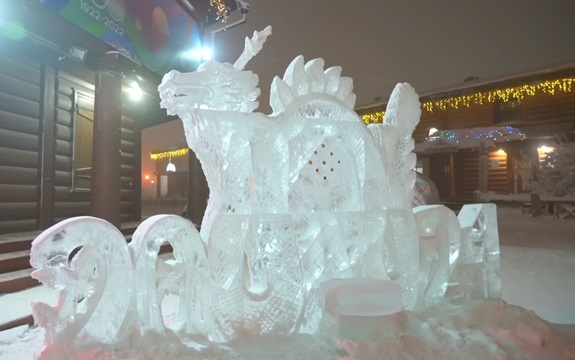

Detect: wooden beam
[91, 54, 123, 228]
[38, 65, 56, 230]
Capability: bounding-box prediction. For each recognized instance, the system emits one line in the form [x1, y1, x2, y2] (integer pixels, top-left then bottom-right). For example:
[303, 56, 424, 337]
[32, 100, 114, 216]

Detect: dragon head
[159, 26, 272, 115]
[159, 61, 261, 114]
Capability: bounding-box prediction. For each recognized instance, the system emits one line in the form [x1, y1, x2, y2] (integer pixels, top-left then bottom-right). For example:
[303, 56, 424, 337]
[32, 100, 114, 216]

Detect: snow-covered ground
[0, 205, 574, 359]
[498, 206, 575, 325]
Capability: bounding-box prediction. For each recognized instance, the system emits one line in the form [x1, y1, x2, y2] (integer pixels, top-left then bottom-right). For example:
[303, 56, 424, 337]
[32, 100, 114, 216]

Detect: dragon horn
[233, 25, 272, 70]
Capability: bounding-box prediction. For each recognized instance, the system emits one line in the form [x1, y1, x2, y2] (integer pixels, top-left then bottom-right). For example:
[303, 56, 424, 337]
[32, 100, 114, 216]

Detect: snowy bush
[537, 142, 575, 197]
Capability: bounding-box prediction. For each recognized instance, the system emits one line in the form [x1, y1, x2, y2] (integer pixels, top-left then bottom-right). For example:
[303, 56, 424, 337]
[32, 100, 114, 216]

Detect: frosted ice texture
[448, 203, 502, 301]
[413, 205, 461, 307]
[319, 278, 403, 317]
[29, 217, 134, 348]
[411, 171, 440, 207]
[28, 26, 502, 357]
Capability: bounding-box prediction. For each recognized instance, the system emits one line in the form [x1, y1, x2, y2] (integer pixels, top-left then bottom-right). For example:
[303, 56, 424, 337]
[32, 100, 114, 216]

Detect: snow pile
[2, 300, 573, 359]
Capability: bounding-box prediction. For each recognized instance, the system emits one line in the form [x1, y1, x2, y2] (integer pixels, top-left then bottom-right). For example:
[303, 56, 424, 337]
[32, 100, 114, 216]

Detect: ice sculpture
[411, 171, 440, 207]
[29, 26, 501, 358]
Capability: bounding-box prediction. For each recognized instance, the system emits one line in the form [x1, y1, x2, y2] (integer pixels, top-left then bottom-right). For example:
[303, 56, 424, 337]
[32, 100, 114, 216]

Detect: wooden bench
[554, 203, 575, 219]
[522, 203, 531, 214]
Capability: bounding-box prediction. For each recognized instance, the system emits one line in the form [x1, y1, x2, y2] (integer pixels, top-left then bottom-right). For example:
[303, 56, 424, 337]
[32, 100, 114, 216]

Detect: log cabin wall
[521, 89, 575, 137]
[416, 103, 493, 198]
[445, 102, 493, 129]
[413, 110, 445, 143]
[487, 150, 508, 194]
[454, 150, 479, 197]
[0, 50, 143, 234]
[417, 102, 494, 136]
[53, 71, 140, 224]
[0, 54, 42, 233]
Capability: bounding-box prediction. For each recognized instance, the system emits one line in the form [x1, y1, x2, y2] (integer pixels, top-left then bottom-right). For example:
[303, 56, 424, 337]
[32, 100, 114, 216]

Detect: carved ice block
[129, 215, 211, 337]
[447, 203, 502, 301]
[319, 278, 403, 316]
[413, 205, 461, 307]
[319, 278, 405, 359]
[29, 217, 134, 348]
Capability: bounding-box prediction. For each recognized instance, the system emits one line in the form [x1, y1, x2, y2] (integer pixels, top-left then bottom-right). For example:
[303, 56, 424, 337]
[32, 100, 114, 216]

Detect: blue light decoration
[425, 126, 527, 144]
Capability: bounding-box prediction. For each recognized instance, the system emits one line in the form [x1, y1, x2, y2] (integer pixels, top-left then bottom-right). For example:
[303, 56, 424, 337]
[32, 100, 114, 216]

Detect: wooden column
[478, 142, 488, 194]
[91, 54, 122, 228]
[38, 65, 56, 230]
[133, 128, 142, 221]
[448, 152, 456, 197]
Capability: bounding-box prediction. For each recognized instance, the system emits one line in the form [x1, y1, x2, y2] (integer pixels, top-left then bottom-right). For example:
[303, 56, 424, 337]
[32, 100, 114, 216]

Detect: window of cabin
[494, 98, 522, 124]
[71, 90, 95, 191]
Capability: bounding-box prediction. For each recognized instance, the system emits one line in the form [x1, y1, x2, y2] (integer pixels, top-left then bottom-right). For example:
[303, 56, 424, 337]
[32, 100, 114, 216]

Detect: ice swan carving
[29, 26, 501, 357]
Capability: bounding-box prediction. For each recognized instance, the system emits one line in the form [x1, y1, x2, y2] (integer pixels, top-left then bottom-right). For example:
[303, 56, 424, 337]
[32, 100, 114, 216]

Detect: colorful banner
[40, 0, 202, 74]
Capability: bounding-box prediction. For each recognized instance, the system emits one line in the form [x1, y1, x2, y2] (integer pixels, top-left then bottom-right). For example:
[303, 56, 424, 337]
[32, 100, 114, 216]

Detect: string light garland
[360, 77, 575, 125]
[210, 0, 229, 23]
[361, 111, 386, 125]
[150, 148, 189, 160]
[425, 126, 526, 143]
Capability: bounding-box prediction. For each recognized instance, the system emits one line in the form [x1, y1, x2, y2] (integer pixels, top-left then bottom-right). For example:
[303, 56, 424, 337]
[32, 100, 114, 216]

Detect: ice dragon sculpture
[29, 26, 501, 358]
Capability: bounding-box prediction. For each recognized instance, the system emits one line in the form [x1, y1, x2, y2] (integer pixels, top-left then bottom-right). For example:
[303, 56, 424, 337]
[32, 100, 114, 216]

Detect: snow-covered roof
[414, 126, 526, 154]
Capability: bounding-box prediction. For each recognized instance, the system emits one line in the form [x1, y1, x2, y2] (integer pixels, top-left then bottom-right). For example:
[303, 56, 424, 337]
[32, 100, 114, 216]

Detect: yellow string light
[361, 111, 386, 125]
[210, 0, 228, 23]
[150, 148, 189, 160]
[360, 77, 575, 125]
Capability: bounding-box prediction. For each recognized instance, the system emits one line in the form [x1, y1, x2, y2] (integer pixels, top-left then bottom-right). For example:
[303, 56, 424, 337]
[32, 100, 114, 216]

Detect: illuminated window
[494, 98, 522, 124]
[537, 146, 555, 164]
[72, 90, 95, 191]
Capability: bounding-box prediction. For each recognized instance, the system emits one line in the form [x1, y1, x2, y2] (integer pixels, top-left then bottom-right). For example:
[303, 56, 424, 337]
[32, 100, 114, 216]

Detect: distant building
[148, 146, 190, 201]
[357, 66, 575, 200]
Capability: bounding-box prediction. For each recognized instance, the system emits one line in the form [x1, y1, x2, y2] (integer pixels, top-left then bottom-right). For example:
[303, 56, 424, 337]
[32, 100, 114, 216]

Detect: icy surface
[411, 171, 440, 207]
[319, 278, 403, 317]
[452, 204, 501, 301]
[23, 26, 516, 359]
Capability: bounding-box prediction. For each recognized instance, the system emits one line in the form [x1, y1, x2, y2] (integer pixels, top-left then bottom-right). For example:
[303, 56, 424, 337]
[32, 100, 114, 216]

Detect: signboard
[40, 0, 202, 74]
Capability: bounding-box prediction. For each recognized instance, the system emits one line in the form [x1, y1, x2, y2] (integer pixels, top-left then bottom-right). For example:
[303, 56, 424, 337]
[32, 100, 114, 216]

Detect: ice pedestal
[319, 278, 405, 359]
[320, 278, 403, 317]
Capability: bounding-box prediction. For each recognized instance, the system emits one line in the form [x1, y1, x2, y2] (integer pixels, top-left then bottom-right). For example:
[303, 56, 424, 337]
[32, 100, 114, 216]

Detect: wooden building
[357, 67, 575, 201]
[0, 0, 238, 235]
[150, 146, 191, 200]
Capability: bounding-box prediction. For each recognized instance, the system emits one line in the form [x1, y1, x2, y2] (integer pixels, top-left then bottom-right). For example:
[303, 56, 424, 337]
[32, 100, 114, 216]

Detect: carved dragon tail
[372, 83, 421, 207]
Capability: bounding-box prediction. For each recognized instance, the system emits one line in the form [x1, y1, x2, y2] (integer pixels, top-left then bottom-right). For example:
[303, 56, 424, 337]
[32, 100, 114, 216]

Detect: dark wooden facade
[0, 1, 172, 234]
[0, 53, 43, 233]
[0, 0, 239, 235]
[358, 68, 575, 200]
[0, 51, 144, 234]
